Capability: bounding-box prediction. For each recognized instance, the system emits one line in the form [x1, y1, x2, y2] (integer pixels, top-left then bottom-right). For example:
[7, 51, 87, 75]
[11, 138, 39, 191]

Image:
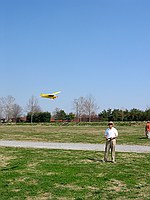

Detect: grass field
[0, 124, 150, 199]
[0, 124, 149, 146]
[1, 147, 150, 200]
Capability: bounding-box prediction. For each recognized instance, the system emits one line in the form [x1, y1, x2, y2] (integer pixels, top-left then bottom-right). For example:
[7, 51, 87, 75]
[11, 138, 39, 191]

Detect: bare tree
[73, 97, 85, 122]
[52, 107, 60, 119]
[12, 104, 22, 122]
[26, 96, 41, 123]
[73, 95, 99, 122]
[3, 95, 16, 122]
[84, 95, 99, 122]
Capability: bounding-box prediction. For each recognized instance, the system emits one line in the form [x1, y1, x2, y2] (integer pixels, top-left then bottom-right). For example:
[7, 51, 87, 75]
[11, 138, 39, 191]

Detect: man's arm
[115, 128, 118, 137]
[104, 129, 108, 140]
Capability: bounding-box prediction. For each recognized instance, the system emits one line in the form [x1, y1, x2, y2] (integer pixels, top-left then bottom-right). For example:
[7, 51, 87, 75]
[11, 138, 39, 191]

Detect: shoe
[112, 160, 116, 163]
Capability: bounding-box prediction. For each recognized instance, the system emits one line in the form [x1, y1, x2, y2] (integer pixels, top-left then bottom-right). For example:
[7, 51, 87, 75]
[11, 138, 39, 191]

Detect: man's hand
[107, 137, 116, 141]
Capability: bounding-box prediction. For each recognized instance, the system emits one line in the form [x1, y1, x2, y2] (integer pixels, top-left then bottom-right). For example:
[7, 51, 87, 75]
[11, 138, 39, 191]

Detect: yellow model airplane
[40, 91, 61, 99]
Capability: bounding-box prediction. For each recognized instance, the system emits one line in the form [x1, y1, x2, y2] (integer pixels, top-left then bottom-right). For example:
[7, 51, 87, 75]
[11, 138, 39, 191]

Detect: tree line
[0, 95, 150, 123]
[98, 108, 150, 121]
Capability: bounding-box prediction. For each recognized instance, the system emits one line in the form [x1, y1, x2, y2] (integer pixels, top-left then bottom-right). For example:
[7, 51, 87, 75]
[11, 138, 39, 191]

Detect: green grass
[0, 147, 150, 200]
[0, 124, 149, 145]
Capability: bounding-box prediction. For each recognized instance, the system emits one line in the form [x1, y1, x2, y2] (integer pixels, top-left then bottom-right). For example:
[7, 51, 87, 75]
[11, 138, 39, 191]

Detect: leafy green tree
[99, 108, 146, 121]
[99, 109, 108, 121]
[123, 109, 130, 121]
[65, 112, 75, 121]
[27, 112, 51, 123]
[144, 108, 150, 121]
[54, 109, 67, 121]
[128, 108, 143, 121]
[112, 109, 122, 121]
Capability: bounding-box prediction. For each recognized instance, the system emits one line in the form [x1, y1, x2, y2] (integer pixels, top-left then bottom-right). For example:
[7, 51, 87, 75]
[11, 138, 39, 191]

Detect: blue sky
[0, 0, 150, 114]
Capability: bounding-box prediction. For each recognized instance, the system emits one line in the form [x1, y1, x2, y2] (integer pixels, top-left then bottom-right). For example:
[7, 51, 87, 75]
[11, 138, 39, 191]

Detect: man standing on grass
[103, 121, 118, 163]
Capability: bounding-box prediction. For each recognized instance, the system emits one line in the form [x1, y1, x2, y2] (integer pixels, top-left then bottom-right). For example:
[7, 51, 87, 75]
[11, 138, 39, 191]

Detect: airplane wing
[52, 91, 61, 95]
[40, 91, 61, 99]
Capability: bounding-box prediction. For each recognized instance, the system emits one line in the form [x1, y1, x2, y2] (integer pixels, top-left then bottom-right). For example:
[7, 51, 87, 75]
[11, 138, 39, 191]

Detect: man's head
[108, 121, 113, 128]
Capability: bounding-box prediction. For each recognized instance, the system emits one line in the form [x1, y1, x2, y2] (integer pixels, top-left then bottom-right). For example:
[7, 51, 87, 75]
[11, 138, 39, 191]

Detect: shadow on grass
[139, 136, 147, 140]
[87, 158, 103, 162]
[1, 165, 19, 171]
[87, 158, 112, 163]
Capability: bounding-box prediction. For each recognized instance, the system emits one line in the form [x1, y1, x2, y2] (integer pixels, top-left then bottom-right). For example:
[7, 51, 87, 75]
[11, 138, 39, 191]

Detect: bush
[27, 112, 51, 123]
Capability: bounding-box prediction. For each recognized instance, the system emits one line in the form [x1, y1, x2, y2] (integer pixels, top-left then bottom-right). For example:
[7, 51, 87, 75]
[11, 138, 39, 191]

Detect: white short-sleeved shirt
[105, 127, 118, 139]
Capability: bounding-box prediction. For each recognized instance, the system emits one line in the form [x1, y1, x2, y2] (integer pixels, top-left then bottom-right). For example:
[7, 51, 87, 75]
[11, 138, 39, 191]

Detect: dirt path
[0, 140, 150, 153]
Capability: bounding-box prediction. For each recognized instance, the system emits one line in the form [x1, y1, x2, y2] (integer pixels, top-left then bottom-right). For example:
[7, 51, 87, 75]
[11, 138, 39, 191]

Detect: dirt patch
[11, 189, 21, 192]
[27, 192, 52, 200]
[57, 198, 74, 200]
[86, 185, 99, 190]
[46, 172, 60, 176]
[96, 173, 106, 178]
[108, 179, 128, 192]
[27, 162, 38, 169]
[121, 153, 145, 159]
[107, 179, 128, 192]
[15, 177, 27, 183]
[55, 183, 84, 191]
[81, 159, 95, 163]
[0, 154, 16, 167]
